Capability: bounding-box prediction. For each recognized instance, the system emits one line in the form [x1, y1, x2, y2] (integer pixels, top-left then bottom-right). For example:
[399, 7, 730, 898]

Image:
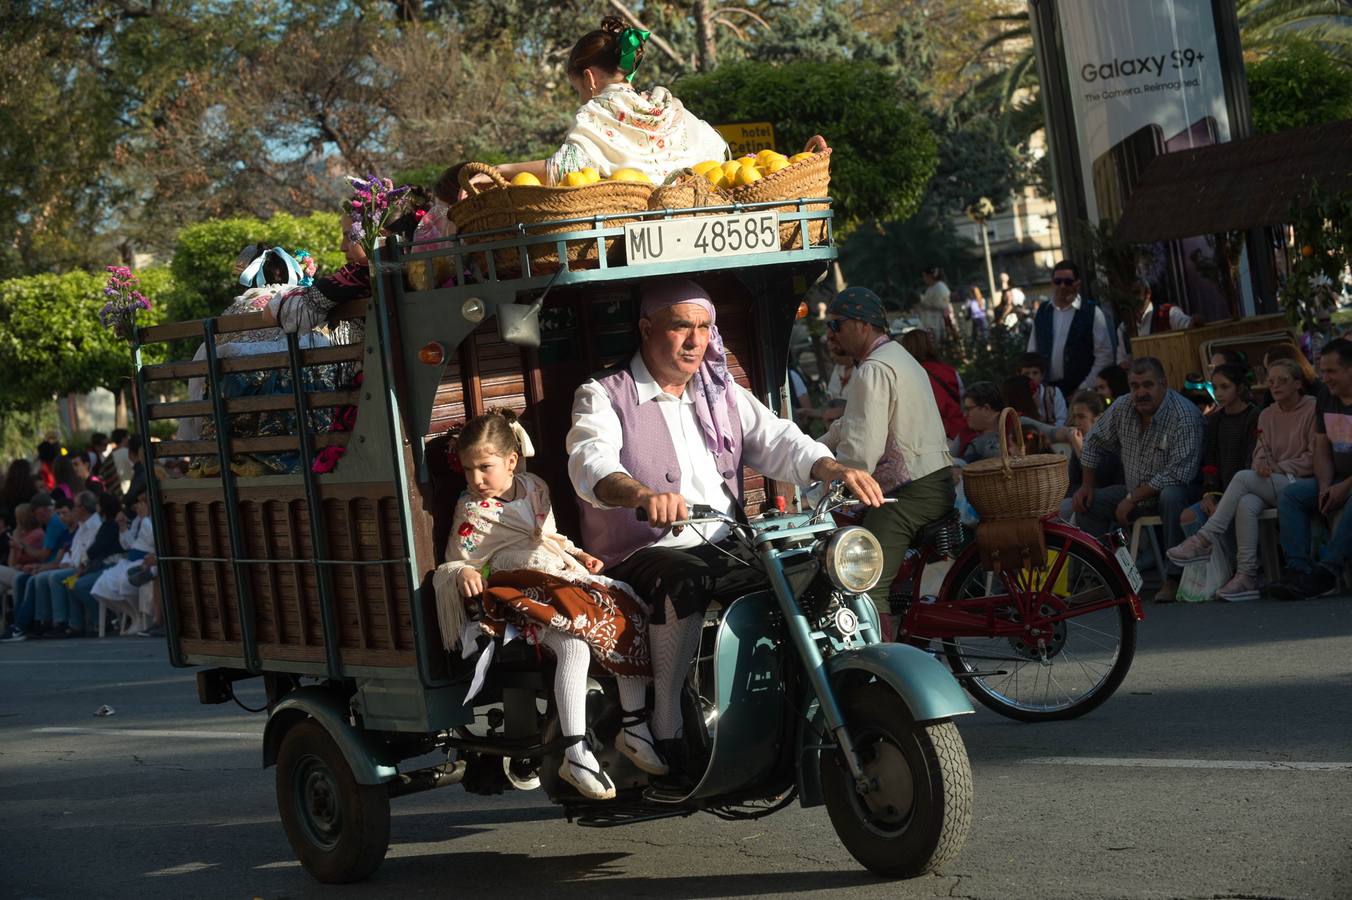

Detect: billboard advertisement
[1036, 0, 1252, 318]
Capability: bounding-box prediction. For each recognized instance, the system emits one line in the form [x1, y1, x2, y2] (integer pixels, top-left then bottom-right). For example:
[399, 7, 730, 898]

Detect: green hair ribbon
[618, 27, 650, 82]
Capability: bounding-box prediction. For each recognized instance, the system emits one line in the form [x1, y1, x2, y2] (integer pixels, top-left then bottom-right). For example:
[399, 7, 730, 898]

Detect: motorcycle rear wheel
[941, 539, 1137, 721]
[820, 684, 972, 878]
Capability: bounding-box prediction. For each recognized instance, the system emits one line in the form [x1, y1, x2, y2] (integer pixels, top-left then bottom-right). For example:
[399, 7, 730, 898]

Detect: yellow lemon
[691, 160, 722, 177]
[610, 167, 652, 183]
[733, 165, 763, 188]
[764, 156, 791, 175]
[510, 172, 542, 186]
[789, 152, 815, 164]
[562, 171, 591, 187]
[755, 149, 781, 167]
[721, 159, 744, 178]
[702, 166, 726, 186]
[580, 167, 601, 184]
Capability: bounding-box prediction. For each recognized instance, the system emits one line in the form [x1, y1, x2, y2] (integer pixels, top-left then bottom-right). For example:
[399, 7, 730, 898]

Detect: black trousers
[606, 542, 765, 625]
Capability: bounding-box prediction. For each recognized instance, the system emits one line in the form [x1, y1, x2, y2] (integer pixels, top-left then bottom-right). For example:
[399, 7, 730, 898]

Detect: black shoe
[46, 626, 75, 640]
[643, 738, 696, 803]
[1267, 568, 1337, 601]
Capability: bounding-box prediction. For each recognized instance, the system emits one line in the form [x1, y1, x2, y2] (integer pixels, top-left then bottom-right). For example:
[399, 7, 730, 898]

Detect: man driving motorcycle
[565, 278, 882, 798]
[820, 288, 956, 626]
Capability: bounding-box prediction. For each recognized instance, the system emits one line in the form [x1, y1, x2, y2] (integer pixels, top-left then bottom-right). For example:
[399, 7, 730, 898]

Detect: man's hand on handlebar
[639, 491, 689, 532]
[810, 458, 884, 508]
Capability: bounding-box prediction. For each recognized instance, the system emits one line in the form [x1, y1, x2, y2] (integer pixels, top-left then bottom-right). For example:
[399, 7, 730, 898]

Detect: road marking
[1024, 756, 1352, 772]
[33, 726, 261, 740]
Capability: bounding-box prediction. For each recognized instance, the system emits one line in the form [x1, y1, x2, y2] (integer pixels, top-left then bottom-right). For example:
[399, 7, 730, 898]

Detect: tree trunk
[693, 0, 717, 71]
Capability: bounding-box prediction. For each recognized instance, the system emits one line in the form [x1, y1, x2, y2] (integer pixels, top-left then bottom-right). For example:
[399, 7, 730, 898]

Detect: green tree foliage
[0, 269, 169, 413]
[675, 60, 938, 231]
[168, 213, 345, 323]
[839, 215, 981, 309]
[1247, 39, 1352, 134]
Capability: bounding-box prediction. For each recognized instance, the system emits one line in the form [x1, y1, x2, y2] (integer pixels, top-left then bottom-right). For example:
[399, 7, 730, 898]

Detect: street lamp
[966, 197, 999, 311]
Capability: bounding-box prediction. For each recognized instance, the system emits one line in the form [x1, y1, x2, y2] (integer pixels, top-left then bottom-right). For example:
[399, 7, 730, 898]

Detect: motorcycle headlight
[822, 526, 884, 594]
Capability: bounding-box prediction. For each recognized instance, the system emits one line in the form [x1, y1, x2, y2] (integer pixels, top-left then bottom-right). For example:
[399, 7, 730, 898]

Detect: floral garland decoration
[98, 265, 151, 341]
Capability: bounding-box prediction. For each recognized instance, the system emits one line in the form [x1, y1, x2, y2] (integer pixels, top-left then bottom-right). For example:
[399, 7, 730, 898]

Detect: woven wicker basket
[963, 408, 1069, 521]
[447, 163, 653, 277]
[648, 172, 730, 214]
[726, 148, 831, 250]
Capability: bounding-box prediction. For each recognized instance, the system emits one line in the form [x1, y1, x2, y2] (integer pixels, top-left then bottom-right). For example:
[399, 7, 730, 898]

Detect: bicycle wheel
[941, 538, 1136, 722]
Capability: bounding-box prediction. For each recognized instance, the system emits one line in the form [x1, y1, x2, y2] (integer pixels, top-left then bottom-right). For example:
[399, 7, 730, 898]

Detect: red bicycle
[887, 512, 1145, 722]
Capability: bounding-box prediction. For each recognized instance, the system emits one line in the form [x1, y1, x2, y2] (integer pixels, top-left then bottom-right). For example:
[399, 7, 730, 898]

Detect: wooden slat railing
[141, 343, 363, 382]
[137, 299, 368, 345]
[147, 390, 360, 421]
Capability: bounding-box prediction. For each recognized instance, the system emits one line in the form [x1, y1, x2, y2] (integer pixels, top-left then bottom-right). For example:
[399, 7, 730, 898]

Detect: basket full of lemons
[449, 162, 654, 277]
[650, 148, 831, 251]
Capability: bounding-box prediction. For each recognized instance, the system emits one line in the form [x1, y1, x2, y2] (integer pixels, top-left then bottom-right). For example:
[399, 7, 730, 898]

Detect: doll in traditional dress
[432, 409, 665, 800]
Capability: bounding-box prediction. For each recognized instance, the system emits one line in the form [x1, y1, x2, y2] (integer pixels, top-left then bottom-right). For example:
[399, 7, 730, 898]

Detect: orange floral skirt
[476, 570, 651, 678]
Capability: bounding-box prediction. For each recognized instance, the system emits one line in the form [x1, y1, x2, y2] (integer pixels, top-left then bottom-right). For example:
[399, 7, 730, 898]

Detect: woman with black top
[1180, 363, 1260, 535]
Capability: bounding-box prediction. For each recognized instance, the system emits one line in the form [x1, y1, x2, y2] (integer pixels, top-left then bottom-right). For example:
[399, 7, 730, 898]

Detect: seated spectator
[1168, 358, 1315, 601]
[29, 491, 101, 638]
[35, 441, 58, 492]
[1019, 352, 1066, 426]
[1115, 278, 1203, 366]
[91, 493, 157, 634]
[1024, 391, 1124, 516]
[51, 455, 86, 502]
[1073, 357, 1204, 603]
[959, 382, 1006, 463]
[1094, 366, 1130, 403]
[0, 502, 45, 604]
[1263, 342, 1318, 395]
[1, 458, 36, 522]
[1267, 339, 1352, 600]
[1178, 363, 1260, 534]
[83, 433, 109, 473]
[900, 328, 970, 451]
[1, 494, 78, 640]
[65, 493, 126, 634]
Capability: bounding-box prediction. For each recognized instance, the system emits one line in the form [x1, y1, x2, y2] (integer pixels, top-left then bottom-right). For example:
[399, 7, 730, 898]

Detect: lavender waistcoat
[578, 366, 744, 566]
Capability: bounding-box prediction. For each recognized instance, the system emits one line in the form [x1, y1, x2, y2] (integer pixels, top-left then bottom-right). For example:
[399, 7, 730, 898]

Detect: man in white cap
[567, 278, 881, 798]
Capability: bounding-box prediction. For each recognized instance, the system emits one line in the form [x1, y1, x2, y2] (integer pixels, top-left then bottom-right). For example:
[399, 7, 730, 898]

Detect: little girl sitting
[433, 410, 664, 800]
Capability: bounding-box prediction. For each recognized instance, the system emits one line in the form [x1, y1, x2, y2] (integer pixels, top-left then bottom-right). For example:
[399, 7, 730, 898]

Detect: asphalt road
[2, 597, 1351, 900]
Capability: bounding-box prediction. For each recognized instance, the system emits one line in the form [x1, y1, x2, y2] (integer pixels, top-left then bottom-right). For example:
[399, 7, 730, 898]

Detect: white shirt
[60, 513, 103, 569]
[567, 354, 828, 548]
[120, 516, 155, 554]
[1115, 302, 1194, 365]
[1026, 295, 1114, 390]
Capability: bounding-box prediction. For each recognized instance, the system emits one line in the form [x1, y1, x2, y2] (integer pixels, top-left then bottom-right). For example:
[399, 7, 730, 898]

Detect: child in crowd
[1022, 391, 1124, 522]
[1018, 353, 1066, 426]
[1262, 343, 1318, 395]
[1001, 375, 1049, 453]
[1094, 366, 1130, 403]
[432, 410, 662, 801]
[1168, 359, 1316, 600]
[959, 382, 1006, 463]
[1179, 363, 1260, 537]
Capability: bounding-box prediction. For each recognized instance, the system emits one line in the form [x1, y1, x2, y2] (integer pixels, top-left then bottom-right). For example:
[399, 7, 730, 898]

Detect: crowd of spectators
[0, 429, 162, 640]
[793, 257, 1352, 604]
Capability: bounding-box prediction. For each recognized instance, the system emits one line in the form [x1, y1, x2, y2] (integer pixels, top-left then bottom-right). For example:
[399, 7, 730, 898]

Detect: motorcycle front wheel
[820, 683, 972, 878]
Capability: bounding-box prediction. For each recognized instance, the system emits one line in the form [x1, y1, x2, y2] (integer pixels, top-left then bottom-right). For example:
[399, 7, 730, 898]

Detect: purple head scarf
[640, 279, 738, 459]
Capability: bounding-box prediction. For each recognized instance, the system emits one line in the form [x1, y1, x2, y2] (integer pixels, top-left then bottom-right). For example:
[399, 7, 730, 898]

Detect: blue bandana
[828, 286, 887, 330]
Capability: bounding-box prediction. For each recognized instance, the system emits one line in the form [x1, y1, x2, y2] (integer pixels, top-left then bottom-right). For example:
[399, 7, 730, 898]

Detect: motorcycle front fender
[263, 686, 400, 786]
[796, 643, 972, 808]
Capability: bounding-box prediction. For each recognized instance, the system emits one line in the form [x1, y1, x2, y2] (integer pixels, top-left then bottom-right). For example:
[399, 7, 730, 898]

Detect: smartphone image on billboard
[1091, 123, 1164, 223]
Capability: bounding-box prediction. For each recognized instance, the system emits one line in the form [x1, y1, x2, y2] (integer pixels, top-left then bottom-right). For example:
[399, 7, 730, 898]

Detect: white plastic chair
[1129, 514, 1166, 580]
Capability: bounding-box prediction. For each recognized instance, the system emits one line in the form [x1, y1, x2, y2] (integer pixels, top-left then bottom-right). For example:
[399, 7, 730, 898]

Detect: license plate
[1114, 546, 1144, 593]
[625, 212, 780, 265]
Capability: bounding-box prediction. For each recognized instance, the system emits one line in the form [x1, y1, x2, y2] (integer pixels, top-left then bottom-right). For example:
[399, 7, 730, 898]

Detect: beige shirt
[823, 340, 952, 490]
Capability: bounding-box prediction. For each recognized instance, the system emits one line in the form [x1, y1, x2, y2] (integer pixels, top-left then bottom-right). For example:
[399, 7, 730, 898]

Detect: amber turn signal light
[418, 342, 446, 365]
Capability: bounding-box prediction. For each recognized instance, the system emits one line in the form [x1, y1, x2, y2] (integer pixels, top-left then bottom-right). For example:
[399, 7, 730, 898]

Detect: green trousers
[861, 466, 957, 614]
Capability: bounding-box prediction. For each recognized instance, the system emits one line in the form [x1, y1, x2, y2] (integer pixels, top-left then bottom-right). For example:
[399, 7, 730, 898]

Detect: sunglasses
[1052, 277, 1077, 287]
[826, 318, 847, 333]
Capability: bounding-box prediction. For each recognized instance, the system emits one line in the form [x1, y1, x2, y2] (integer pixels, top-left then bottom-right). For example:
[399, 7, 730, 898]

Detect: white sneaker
[559, 752, 616, 800]
[615, 718, 669, 775]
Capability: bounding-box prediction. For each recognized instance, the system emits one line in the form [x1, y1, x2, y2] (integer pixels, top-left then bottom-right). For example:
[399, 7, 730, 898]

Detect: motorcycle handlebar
[635, 503, 717, 522]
